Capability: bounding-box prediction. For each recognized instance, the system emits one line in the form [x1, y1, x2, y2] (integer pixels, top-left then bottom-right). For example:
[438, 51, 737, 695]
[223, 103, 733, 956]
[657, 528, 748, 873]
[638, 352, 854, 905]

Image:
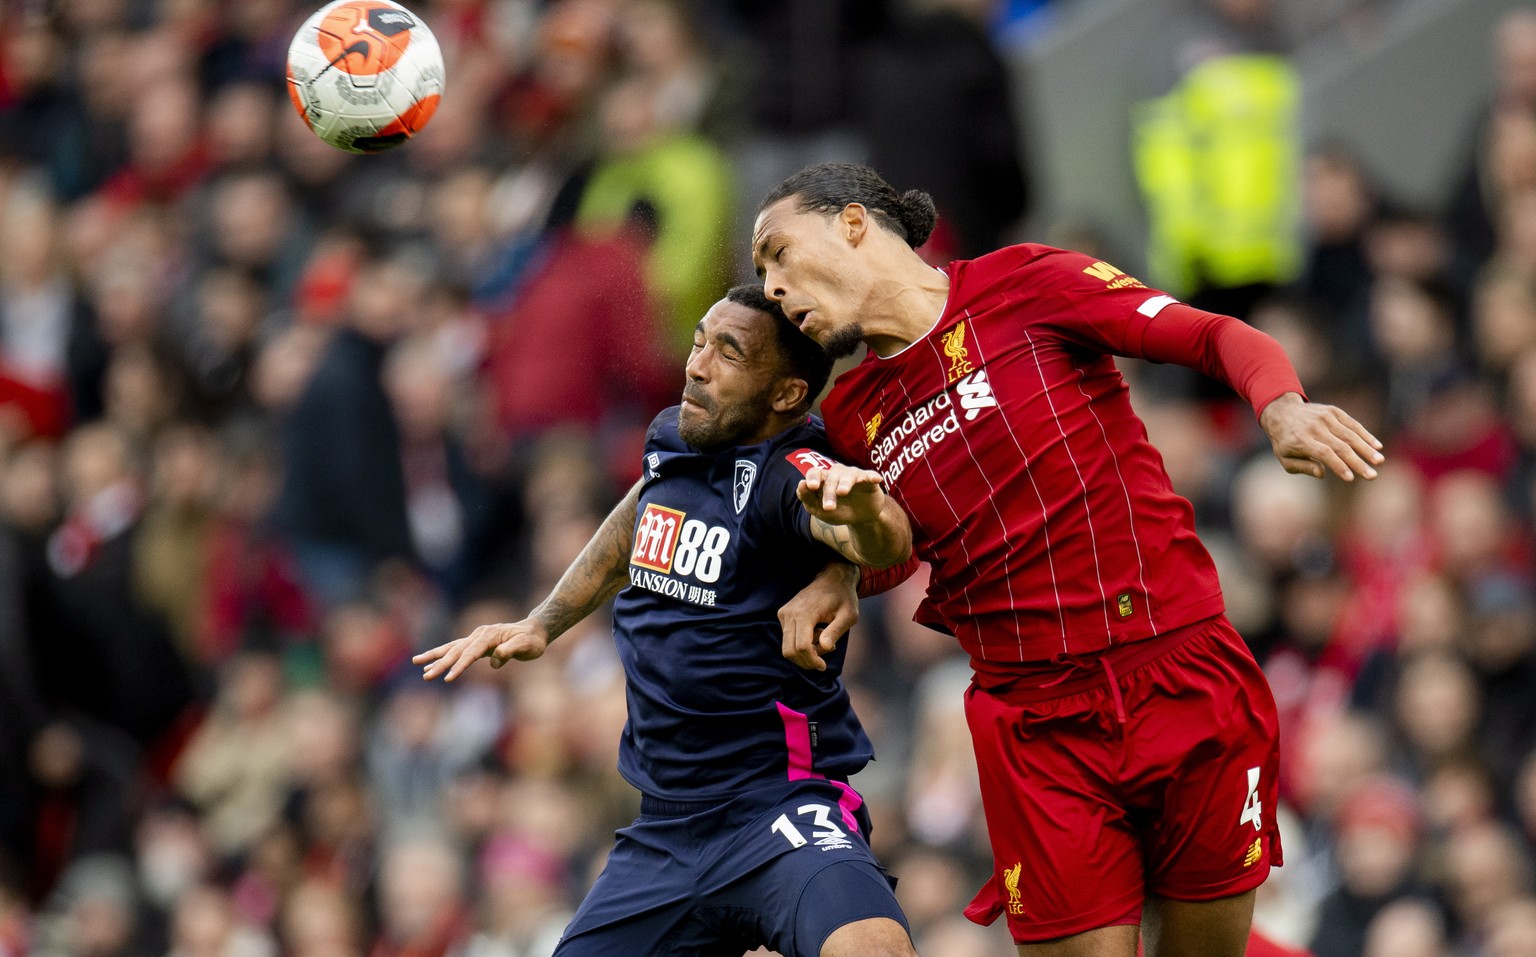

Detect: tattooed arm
[415, 480, 642, 682]
[798, 464, 912, 569]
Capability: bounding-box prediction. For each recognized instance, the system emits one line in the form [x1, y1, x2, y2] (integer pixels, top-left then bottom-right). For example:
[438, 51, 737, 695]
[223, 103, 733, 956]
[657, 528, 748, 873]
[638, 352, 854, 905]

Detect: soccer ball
[286, 0, 445, 154]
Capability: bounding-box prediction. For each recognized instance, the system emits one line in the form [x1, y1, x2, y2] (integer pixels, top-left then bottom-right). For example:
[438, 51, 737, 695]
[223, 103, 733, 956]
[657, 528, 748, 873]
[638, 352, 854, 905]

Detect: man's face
[678, 300, 794, 452]
[752, 199, 867, 359]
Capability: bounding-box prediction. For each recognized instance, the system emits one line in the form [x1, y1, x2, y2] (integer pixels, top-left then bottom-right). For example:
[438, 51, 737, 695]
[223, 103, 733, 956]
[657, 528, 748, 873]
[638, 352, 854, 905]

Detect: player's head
[679, 284, 833, 452]
[753, 163, 937, 358]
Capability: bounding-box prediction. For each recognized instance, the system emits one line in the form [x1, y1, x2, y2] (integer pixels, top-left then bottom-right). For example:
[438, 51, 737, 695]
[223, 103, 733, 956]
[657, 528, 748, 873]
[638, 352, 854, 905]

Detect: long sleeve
[858, 553, 919, 598]
[1026, 246, 1305, 419]
[1138, 302, 1306, 417]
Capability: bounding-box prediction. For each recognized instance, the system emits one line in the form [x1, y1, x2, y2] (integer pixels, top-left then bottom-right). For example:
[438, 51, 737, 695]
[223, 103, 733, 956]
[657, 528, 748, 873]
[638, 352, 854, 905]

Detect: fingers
[796, 481, 821, 515]
[493, 633, 546, 664]
[799, 466, 885, 515]
[1332, 407, 1385, 455]
[1312, 440, 1358, 482]
[440, 642, 485, 683]
[417, 635, 470, 682]
[800, 636, 828, 672]
[1327, 433, 1377, 481]
[815, 605, 859, 655]
[779, 604, 826, 671]
[419, 624, 516, 682]
[1275, 405, 1387, 482]
[1315, 408, 1382, 480]
[1278, 455, 1325, 479]
[802, 467, 845, 511]
[411, 641, 454, 667]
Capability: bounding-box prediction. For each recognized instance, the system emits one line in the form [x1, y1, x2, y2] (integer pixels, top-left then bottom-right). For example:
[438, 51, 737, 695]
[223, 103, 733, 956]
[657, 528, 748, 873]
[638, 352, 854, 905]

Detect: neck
[859, 252, 951, 357]
[743, 412, 804, 446]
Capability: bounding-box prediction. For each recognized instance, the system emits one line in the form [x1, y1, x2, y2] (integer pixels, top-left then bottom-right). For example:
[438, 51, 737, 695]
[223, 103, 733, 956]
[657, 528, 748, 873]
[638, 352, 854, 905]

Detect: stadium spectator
[270, 255, 419, 608]
[1132, 0, 1301, 319]
[857, 0, 1030, 260]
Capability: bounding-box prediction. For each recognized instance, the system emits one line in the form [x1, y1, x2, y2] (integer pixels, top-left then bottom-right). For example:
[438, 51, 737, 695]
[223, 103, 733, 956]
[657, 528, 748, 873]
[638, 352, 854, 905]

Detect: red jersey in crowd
[821, 244, 1303, 664]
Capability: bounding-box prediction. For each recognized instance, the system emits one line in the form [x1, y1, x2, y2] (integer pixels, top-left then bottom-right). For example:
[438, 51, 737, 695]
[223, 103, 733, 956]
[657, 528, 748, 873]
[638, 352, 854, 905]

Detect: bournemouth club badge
[733, 460, 757, 514]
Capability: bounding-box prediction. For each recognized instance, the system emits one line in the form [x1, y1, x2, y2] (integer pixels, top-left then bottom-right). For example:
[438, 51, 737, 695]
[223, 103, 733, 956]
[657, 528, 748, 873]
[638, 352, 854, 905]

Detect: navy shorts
[553, 780, 908, 957]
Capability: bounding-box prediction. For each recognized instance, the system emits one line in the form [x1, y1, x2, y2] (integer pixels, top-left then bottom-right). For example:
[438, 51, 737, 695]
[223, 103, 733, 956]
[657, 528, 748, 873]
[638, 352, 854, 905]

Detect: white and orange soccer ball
[286, 0, 444, 154]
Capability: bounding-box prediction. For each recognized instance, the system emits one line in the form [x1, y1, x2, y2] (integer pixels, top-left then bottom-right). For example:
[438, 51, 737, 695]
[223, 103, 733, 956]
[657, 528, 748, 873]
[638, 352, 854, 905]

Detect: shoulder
[971, 245, 1161, 310]
[960, 243, 1129, 285]
[751, 419, 839, 500]
[645, 406, 686, 453]
[769, 418, 838, 480]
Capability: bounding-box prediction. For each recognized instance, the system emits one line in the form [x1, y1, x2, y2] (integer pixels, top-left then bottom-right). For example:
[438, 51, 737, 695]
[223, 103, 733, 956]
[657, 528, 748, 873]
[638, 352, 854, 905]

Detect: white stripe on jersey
[958, 308, 1068, 656]
[1137, 295, 1178, 318]
[1023, 329, 1114, 643]
[919, 323, 1027, 660]
[1072, 363, 1158, 634]
[891, 376, 979, 639]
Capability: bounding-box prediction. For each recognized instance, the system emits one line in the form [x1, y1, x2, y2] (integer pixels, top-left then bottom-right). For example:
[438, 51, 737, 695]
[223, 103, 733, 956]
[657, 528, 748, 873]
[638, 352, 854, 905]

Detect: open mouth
[791, 308, 812, 327]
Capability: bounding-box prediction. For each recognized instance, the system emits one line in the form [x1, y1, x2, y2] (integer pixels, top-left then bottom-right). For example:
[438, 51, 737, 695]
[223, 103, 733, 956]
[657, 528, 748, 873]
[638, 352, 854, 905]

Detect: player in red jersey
[751, 164, 1384, 957]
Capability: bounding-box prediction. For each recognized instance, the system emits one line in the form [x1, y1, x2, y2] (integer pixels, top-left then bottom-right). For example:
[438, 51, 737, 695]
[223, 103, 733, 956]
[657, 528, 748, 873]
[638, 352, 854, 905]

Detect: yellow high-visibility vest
[1132, 54, 1302, 296]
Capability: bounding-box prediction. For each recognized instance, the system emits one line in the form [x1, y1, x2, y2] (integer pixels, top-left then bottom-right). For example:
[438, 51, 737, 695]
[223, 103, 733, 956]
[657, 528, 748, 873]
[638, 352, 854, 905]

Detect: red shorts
[961, 616, 1282, 944]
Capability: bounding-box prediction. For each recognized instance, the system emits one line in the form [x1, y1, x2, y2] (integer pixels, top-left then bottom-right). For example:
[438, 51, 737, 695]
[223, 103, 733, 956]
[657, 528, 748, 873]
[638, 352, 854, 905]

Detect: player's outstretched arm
[414, 480, 643, 682]
[1259, 392, 1384, 482]
[798, 464, 912, 569]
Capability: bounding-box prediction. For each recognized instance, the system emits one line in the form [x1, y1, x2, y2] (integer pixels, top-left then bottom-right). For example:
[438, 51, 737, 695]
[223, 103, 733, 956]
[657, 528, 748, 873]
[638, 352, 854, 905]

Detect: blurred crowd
[0, 1, 1530, 956]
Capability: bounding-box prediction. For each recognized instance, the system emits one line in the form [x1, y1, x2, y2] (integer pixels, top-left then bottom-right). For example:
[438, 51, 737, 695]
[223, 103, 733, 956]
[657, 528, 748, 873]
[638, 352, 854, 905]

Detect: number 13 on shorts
[1239, 766, 1262, 831]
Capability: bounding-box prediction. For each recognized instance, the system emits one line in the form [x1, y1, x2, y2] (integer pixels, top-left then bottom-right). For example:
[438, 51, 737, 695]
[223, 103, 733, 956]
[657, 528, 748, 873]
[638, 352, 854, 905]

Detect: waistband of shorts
[639, 776, 853, 818]
[967, 615, 1222, 701]
[640, 794, 729, 817]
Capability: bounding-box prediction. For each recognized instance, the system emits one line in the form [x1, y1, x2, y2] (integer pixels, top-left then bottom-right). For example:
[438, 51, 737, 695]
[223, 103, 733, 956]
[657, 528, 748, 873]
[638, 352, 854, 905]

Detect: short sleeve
[757, 444, 842, 555]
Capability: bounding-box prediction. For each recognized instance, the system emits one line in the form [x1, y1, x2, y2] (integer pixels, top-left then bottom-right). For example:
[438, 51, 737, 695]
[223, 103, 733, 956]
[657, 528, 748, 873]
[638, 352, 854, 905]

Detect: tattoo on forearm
[812, 518, 857, 554]
[811, 516, 899, 566]
[532, 483, 641, 640]
[810, 500, 910, 568]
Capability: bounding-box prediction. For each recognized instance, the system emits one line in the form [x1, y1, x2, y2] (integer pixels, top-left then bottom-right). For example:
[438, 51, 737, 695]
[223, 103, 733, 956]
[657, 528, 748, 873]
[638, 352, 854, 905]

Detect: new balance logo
[864, 412, 883, 446]
[1243, 838, 1262, 868]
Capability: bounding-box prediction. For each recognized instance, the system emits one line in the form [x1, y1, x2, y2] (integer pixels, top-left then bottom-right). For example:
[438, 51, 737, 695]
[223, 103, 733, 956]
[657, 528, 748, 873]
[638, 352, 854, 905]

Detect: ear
[839, 203, 869, 246]
[770, 375, 810, 415]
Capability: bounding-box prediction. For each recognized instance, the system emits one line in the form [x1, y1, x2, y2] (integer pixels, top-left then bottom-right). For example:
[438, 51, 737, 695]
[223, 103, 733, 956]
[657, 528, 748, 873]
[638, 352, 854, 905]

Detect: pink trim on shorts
[775, 702, 864, 832]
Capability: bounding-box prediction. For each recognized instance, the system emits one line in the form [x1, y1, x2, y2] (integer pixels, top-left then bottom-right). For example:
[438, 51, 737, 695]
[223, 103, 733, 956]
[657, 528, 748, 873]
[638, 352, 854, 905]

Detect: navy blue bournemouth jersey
[612, 406, 875, 807]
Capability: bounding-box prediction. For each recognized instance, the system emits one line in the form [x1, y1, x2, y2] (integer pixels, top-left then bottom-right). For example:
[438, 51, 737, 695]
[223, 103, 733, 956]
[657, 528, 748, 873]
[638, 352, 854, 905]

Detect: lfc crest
[940, 321, 974, 383]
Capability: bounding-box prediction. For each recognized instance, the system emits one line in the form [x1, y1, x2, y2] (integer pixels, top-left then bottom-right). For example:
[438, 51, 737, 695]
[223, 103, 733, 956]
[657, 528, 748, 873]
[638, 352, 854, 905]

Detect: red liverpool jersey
[820, 244, 1303, 663]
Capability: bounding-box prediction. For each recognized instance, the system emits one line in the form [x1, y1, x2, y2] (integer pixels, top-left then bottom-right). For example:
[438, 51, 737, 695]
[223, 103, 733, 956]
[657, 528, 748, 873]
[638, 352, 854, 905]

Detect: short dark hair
[760, 163, 938, 249]
[725, 283, 833, 413]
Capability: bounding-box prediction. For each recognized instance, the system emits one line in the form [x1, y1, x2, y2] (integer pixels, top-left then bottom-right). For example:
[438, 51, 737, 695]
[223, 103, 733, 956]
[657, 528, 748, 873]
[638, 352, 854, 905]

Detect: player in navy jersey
[414, 284, 919, 957]
[750, 164, 1385, 957]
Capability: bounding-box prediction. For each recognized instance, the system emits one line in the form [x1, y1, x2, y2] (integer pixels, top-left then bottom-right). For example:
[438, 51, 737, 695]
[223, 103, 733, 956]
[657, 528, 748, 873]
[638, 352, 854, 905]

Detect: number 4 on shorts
[1239, 766, 1262, 832]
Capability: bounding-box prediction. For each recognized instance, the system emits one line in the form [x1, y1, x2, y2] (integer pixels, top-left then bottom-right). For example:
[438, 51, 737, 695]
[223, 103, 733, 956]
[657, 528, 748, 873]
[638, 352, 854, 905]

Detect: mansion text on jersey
[629, 566, 718, 606]
[868, 390, 962, 485]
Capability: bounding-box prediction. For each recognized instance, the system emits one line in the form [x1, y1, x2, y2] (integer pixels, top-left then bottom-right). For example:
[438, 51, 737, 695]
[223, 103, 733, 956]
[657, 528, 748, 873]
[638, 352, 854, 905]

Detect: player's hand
[778, 562, 860, 672]
[1260, 392, 1384, 482]
[413, 619, 550, 682]
[797, 465, 888, 526]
